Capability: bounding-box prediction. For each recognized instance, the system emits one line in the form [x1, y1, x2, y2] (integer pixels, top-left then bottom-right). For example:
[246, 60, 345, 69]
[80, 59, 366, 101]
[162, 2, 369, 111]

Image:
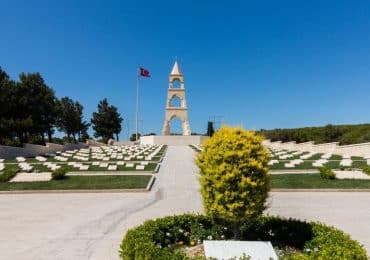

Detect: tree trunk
[116, 133, 119, 141]
[72, 133, 76, 143]
[232, 222, 241, 240]
[47, 129, 52, 142]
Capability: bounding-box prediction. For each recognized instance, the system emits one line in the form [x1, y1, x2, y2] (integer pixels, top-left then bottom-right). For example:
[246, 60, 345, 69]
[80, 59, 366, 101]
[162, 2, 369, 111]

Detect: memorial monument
[140, 61, 208, 145]
[162, 61, 191, 135]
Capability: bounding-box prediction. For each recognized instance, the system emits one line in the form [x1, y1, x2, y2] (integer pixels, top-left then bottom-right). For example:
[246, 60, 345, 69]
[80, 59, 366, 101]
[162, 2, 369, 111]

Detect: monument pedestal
[140, 135, 208, 146]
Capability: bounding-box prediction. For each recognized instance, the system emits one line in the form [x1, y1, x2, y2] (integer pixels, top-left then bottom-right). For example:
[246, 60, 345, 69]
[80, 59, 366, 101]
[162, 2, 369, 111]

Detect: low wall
[0, 142, 88, 159]
[140, 135, 209, 146]
[263, 140, 370, 157]
[86, 139, 106, 147]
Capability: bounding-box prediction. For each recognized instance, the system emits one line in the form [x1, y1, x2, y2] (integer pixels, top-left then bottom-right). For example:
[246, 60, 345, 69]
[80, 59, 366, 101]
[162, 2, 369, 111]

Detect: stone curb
[154, 164, 161, 173]
[271, 189, 370, 192]
[66, 171, 154, 176]
[146, 175, 156, 191]
[0, 189, 149, 194]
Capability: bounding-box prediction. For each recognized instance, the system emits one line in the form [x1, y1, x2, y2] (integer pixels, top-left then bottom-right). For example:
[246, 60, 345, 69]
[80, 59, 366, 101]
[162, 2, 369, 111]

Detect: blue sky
[1, 1, 370, 139]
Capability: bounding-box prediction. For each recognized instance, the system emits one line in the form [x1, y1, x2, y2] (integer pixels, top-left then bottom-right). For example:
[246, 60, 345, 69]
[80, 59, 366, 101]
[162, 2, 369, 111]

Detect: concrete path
[0, 146, 369, 259]
[0, 146, 202, 260]
[267, 192, 370, 253]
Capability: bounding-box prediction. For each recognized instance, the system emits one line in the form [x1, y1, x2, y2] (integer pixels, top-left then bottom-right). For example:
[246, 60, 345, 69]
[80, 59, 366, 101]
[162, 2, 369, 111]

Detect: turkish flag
[140, 67, 150, 77]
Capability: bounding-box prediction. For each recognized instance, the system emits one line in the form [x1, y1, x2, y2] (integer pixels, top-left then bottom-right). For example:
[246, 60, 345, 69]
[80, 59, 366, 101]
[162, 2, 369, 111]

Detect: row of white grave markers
[268, 149, 370, 168]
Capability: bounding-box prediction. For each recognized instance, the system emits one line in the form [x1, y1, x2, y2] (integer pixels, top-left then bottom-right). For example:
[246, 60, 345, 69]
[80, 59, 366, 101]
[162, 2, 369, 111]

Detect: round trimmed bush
[52, 167, 67, 180]
[119, 214, 368, 259]
[196, 126, 270, 238]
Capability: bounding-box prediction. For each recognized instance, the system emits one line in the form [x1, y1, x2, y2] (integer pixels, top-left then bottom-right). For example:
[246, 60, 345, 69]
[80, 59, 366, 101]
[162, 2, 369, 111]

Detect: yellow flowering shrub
[196, 126, 270, 236]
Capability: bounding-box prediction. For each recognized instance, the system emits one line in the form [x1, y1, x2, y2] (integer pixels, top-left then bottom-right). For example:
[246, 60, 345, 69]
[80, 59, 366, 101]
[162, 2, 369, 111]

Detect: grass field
[271, 173, 370, 189]
[0, 175, 151, 191]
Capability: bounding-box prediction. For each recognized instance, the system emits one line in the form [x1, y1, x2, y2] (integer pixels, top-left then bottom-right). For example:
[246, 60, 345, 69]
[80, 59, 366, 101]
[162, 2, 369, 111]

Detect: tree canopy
[260, 123, 370, 145]
[56, 97, 89, 142]
[91, 98, 123, 142]
[0, 69, 59, 145]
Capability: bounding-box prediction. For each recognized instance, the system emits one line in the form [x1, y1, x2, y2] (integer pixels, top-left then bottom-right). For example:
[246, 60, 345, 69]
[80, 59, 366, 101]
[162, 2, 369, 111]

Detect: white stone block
[108, 165, 117, 171]
[35, 156, 47, 162]
[99, 163, 108, 168]
[140, 161, 149, 166]
[117, 161, 125, 165]
[126, 163, 134, 168]
[79, 165, 89, 171]
[203, 240, 278, 260]
[136, 165, 145, 170]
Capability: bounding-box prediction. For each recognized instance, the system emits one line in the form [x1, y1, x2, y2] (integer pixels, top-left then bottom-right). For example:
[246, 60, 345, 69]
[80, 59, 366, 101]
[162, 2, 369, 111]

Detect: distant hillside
[259, 124, 370, 145]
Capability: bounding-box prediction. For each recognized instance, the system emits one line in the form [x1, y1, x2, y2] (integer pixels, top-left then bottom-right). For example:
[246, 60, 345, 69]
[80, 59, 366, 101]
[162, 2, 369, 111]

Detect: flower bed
[119, 214, 368, 259]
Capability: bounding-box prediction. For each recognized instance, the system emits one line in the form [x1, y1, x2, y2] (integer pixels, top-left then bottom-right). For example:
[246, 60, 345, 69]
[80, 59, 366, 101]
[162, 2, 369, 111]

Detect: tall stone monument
[162, 61, 191, 136]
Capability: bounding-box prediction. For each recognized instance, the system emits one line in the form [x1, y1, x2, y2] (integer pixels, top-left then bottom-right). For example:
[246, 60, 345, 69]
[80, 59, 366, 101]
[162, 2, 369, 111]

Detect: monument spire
[170, 61, 182, 75]
[162, 62, 191, 136]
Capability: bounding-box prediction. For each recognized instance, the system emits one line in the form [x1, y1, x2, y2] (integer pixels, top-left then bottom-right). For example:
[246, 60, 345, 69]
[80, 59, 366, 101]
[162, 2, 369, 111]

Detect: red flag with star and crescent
[139, 67, 150, 77]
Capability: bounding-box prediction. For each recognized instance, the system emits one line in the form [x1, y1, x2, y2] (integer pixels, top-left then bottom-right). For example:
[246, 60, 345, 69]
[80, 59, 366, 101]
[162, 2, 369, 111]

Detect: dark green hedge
[119, 214, 367, 260]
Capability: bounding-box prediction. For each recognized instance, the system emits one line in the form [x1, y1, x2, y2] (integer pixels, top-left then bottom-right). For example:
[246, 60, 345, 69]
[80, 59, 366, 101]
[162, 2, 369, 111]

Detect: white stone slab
[10, 172, 52, 182]
[126, 163, 134, 168]
[334, 170, 370, 180]
[117, 161, 125, 165]
[135, 165, 145, 170]
[99, 163, 108, 168]
[140, 161, 149, 166]
[108, 165, 117, 171]
[203, 240, 278, 260]
[79, 165, 89, 171]
[35, 156, 47, 162]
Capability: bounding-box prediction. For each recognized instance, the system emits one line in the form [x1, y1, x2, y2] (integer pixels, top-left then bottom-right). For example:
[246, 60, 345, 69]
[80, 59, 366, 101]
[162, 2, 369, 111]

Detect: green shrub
[0, 168, 18, 182]
[52, 167, 67, 180]
[119, 214, 368, 260]
[319, 167, 336, 180]
[361, 165, 370, 175]
[196, 126, 270, 238]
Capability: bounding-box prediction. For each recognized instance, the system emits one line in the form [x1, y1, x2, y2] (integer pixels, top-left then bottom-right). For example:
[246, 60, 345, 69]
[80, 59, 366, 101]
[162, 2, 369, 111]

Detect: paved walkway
[0, 146, 203, 260]
[0, 146, 369, 259]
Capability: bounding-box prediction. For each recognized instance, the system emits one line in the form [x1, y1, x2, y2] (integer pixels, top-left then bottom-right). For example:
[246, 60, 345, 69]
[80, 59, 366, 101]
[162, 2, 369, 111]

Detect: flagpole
[136, 71, 140, 142]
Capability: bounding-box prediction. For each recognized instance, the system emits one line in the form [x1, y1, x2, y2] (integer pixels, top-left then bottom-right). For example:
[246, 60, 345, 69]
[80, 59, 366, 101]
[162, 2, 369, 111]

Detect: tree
[196, 126, 270, 239]
[0, 67, 12, 144]
[91, 98, 123, 143]
[206, 121, 215, 137]
[130, 133, 141, 141]
[56, 97, 88, 142]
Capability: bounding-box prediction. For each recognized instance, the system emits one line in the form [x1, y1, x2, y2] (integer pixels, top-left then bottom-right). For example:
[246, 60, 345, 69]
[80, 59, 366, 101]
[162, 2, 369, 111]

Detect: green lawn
[271, 173, 370, 189]
[0, 175, 151, 191]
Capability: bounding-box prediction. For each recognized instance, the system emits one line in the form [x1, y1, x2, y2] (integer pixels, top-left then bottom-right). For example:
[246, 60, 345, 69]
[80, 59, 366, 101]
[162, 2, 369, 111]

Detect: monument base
[140, 135, 208, 146]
